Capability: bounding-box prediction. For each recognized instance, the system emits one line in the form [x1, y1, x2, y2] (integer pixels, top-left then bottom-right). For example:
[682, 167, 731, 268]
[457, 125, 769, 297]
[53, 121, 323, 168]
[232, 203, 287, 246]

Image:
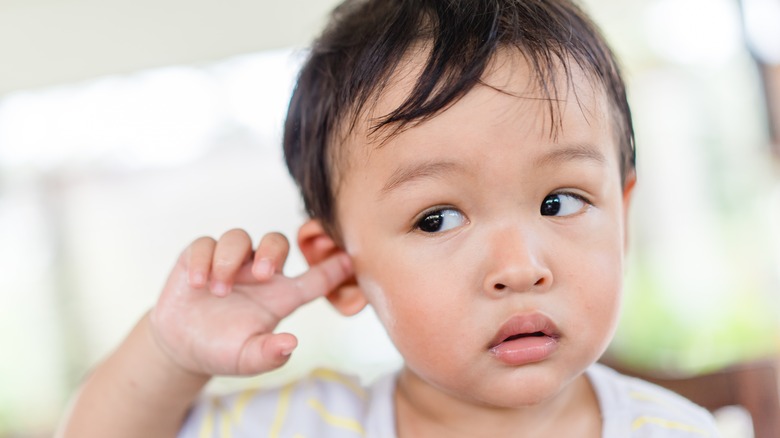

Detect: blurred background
[0, 0, 778, 436]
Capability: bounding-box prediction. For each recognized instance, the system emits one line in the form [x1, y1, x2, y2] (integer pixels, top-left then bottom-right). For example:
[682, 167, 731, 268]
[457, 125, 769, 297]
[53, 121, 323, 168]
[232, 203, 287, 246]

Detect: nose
[482, 225, 553, 296]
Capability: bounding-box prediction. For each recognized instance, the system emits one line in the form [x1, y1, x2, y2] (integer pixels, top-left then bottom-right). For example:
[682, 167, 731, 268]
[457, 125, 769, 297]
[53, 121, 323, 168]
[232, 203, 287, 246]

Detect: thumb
[236, 332, 297, 375]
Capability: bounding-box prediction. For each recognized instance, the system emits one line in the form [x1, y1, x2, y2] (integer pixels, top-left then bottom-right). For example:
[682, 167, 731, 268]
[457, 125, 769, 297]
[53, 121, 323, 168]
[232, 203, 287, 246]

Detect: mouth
[488, 313, 560, 348]
[488, 313, 560, 365]
[501, 331, 547, 342]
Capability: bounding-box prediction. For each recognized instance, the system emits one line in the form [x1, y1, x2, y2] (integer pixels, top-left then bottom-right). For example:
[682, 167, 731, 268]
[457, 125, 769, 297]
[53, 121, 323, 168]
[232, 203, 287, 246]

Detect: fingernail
[255, 258, 273, 278]
[190, 271, 205, 287]
[281, 346, 295, 357]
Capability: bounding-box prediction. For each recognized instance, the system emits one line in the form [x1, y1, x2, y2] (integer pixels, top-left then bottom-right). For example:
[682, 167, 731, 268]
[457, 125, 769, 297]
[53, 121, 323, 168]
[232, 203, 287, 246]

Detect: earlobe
[297, 220, 368, 316]
[622, 172, 636, 211]
[621, 172, 637, 251]
[325, 283, 369, 316]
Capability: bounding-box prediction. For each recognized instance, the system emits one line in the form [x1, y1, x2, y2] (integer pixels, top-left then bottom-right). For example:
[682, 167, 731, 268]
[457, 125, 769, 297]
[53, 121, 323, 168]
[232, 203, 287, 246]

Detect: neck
[394, 367, 601, 437]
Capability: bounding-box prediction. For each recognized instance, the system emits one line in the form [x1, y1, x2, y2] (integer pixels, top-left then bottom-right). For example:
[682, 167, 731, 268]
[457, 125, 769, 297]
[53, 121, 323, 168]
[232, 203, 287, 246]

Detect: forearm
[57, 312, 210, 438]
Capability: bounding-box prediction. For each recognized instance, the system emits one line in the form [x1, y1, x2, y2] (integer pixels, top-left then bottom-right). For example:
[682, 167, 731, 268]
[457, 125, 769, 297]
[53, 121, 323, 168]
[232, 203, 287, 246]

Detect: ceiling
[0, 0, 341, 96]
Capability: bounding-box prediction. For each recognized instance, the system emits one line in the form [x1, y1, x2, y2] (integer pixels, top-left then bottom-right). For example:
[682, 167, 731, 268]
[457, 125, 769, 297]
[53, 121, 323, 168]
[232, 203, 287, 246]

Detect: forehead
[333, 48, 614, 187]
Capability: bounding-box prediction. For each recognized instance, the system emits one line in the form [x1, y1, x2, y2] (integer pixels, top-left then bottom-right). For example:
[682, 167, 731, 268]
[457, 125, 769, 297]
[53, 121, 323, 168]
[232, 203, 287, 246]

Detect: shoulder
[588, 363, 721, 437]
[178, 369, 397, 438]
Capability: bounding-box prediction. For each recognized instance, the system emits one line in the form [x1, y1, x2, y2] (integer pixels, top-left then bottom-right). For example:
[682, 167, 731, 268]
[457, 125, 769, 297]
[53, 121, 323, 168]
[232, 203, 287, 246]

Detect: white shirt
[179, 364, 720, 437]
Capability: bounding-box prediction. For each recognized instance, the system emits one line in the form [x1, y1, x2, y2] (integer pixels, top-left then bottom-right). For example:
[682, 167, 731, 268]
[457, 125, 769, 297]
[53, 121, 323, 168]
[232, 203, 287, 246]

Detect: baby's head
[286, 0, 637, 408]
[285, 0, 634, 239]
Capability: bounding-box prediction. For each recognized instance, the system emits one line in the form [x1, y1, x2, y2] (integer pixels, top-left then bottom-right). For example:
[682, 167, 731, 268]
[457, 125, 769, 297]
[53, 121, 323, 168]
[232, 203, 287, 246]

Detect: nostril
[534, 278, 545, 286]
[494, 283, 506, 290]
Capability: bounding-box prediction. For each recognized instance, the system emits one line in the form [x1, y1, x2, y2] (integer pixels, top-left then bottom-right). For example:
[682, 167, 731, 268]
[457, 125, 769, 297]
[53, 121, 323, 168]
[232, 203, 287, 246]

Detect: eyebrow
[534, 144, 607, 168]
[380, 144, 606, 195]
[381, 160, 462, 196]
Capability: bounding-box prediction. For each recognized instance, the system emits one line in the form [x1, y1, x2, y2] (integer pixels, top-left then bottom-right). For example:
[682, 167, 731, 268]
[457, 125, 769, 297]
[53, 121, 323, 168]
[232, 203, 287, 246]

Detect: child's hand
[149, 229, 352, 377]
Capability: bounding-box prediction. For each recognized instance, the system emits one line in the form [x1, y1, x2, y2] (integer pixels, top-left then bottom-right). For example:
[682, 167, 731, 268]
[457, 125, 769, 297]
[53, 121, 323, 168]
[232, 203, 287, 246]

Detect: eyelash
[542, 191, 593, 216]
[553, 190, 590, 203]
[412, 206, 466, 234]
[411, 191, 592, 233]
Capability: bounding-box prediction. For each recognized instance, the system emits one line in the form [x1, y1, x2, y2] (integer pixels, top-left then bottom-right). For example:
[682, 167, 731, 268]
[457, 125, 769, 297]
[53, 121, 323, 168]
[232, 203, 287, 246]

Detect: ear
[297, 219, 368, 316]
[621, 171, 637, 251]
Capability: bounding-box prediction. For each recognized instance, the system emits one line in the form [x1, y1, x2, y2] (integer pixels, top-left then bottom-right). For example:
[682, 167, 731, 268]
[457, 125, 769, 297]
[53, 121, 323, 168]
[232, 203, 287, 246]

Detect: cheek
[357, 261, 434, 325]
[352, 245, 458, 349]
[356, 273, 437, 366]
[564, 237, 624, 343]
[355, 272, 396, 329]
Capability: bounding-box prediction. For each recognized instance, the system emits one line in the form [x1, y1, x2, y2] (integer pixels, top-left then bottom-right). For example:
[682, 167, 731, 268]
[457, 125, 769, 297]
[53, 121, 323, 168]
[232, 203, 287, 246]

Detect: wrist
[142, 311, 212, 389]
[58, 312, 211, 438]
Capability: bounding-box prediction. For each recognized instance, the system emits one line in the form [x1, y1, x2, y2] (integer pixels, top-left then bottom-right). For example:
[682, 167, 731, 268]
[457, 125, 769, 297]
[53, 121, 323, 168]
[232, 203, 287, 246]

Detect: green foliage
[611, 257, 779, 374]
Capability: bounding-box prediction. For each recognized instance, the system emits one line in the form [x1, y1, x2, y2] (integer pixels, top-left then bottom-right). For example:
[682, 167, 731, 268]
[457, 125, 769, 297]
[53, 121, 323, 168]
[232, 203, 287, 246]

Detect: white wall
[0, 0, 341, 95]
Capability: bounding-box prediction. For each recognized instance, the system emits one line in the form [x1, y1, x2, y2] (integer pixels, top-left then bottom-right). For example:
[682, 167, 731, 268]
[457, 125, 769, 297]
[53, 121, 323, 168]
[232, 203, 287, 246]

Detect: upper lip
[488, 312, 561, 349]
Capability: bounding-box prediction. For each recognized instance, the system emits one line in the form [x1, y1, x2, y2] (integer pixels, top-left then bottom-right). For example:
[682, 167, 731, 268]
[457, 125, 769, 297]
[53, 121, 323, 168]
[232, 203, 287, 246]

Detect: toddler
[58, 0, 720, 436]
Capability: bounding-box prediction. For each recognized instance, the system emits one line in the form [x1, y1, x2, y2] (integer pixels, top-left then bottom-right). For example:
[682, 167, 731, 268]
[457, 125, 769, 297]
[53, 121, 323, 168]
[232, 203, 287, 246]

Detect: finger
[211, 229, 253, 296]
[232, 261, 260, 285]
[236, 332, 297, 375]
[252, 232, 290, 281]
[230, 232, 291, 285]
[270, 252, 352, 317]
[185, 237, 216, 288]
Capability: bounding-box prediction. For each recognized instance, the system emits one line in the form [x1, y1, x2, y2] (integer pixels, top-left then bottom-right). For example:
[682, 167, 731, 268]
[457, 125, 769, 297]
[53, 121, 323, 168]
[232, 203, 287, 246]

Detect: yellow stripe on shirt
[307, 398, 366, 436]
[198, 396, 226, 438]
[220, 410, 231, 438]
[631, 416, 711, 436]
[309, 368, 367, 399]
[231, 387, 260, 424]
[198, 406, 215, 438]
[629, 391, 663, 404]
[269, 382, 296, 438]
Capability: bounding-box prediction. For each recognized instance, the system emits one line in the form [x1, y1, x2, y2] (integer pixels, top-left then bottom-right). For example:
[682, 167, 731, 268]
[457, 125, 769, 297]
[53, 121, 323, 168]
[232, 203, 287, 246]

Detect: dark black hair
[283, 0, 635, 238]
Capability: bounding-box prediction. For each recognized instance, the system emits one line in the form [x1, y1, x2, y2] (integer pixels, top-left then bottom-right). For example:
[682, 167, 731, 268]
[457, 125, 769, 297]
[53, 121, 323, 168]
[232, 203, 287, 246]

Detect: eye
[540, 193, 588, 217]
[415, 208, 467, 233]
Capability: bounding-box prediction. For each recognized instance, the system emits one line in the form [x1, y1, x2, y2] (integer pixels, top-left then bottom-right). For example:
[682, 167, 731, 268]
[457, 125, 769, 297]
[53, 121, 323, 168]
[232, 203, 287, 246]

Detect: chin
[461, 369, 573, 409]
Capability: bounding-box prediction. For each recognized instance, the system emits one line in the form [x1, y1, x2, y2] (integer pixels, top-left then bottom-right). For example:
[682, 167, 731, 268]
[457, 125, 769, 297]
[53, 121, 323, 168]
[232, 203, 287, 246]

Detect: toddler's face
[335, 52, 633, 407]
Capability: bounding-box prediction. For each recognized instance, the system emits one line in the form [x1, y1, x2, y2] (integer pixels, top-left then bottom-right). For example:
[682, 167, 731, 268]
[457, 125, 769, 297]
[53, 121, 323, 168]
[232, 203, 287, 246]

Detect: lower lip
[490, 335, 559, 365]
